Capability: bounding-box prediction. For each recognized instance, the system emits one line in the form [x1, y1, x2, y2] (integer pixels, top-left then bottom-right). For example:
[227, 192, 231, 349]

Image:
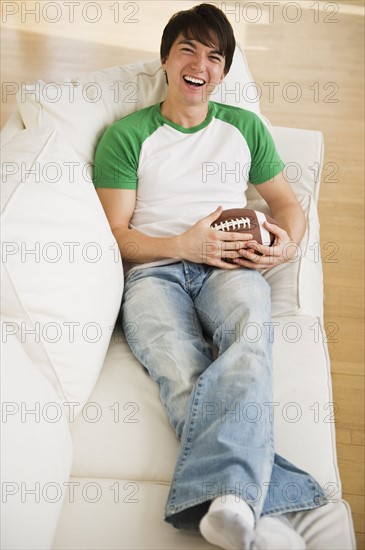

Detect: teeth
[184, 76, 205, 85]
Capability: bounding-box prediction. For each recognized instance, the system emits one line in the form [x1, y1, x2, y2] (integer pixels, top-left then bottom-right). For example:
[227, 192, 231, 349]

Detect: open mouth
[183, 75, 205, 87]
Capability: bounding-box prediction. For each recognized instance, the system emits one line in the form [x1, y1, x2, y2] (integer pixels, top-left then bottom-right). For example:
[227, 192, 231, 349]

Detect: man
[94, 4, 327, 549]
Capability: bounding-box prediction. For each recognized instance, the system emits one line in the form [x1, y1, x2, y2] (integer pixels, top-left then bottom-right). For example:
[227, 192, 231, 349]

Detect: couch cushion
[52, 478, 355, 550]
[1, 336, 73, 550]
[0, 111, 25, 147]
[69, 316, 340, 496]
[249, 194, 323, 318]
[1, 125, 124, 412]
[247, 126, 325, 318]
[16, 45, 265, 164]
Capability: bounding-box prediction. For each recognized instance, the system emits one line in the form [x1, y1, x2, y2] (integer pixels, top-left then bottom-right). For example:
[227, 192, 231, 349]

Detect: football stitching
[212, 217, 251, 232]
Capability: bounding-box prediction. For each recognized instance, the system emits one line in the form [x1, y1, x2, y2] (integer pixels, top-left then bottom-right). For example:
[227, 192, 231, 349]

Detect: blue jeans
[121, 261, 327, 530]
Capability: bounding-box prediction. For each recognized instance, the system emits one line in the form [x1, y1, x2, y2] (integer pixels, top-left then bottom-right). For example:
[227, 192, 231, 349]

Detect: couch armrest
[246, 126, 324, 204]
[1, 111, 25, 149]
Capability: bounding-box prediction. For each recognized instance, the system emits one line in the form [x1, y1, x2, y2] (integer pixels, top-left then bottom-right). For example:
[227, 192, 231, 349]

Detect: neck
[160, 99, 209, 128]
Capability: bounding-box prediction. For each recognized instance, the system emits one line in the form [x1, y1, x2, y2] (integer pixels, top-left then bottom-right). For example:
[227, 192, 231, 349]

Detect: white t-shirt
[94, 101, 285, 271]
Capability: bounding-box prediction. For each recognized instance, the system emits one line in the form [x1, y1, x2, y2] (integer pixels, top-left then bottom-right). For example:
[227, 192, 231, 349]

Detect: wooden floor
[1, 0, 364, 547]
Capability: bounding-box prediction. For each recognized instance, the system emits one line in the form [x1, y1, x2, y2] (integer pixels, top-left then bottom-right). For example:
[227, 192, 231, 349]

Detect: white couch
[1, 45, 356, 550]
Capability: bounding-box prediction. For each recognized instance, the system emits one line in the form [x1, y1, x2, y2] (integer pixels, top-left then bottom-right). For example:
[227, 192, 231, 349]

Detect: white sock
[199, 494, 255, 550]
[252, 515, 306, 550]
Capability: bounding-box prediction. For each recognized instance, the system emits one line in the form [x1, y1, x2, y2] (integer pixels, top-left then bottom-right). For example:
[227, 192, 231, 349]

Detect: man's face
[162, 33, 226, 107]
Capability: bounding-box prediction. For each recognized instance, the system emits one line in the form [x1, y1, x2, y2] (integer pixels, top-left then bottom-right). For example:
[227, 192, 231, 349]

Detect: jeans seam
[168, 375, 205, 506]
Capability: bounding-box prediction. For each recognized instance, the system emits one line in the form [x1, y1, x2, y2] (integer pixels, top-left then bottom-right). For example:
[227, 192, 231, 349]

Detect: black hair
[160, 3, 236, 75]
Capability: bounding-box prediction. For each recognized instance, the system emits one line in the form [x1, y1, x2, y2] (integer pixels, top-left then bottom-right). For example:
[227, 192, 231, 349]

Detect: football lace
[212, 217, 251, 231]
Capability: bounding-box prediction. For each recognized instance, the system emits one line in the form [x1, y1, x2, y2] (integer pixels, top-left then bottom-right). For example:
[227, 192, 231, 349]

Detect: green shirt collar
[155, 101, 215, 134]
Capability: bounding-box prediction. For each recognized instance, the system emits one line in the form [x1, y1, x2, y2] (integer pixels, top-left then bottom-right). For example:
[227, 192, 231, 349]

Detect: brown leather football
[211, 208, 278, 246]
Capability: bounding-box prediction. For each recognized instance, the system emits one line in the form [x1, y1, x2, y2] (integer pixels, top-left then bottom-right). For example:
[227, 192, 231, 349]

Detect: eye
[209, 52, 224, 63]
[181, 47, 194, 54]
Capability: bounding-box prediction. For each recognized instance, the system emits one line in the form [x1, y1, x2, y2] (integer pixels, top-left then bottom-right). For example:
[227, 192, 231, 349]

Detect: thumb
[205, 205, 223, 225]
[264, 220, 283, 235]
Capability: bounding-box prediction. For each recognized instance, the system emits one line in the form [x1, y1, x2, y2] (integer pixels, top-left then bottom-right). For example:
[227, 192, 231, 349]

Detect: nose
[190, 53, 206, 72]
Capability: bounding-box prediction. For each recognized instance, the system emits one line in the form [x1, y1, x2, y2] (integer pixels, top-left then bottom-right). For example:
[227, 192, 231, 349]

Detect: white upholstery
[0, 111, 24, 146]
[1, 336, 73, 550]
[52, 484, 354, 550]
[0, 44, 355, 550]
[1, 125, 124, 410]
[252, 126, 325, 318]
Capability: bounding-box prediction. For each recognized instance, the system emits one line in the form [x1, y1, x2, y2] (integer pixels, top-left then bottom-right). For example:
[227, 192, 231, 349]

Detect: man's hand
[231, 221, 300, 270]
[175, 206, 255, 270]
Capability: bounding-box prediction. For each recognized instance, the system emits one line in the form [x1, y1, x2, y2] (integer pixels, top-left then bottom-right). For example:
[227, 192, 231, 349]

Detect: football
[211, 208, 278, 246]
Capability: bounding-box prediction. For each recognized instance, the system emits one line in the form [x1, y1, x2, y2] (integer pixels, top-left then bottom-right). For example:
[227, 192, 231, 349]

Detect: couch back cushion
[16, 45, 265, 164]
[1, 125, 124, 412]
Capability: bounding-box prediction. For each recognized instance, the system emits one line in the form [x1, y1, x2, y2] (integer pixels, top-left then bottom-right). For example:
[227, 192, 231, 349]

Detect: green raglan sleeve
[248, 116, 285, 185]
[93, 123, 138, 190]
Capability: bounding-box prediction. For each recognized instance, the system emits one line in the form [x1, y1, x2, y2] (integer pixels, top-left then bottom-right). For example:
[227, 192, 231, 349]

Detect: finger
[221, 241, 254, 256]
[241, 248, 285, 267]
[237, 249, 266, 263]
[215, 231, 253, 242]
[232, 257, 266, 270]
[238, 251, 280, 270]
[224, 249, 252, 261]
[203, 243, 242, 268]
[209, 243, 250, 264]
[245, 242, 274, 256]
[211, 258, 241, 270]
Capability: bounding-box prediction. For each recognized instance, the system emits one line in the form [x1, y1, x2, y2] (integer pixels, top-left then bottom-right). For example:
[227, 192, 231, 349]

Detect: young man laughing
[94, 4, 327, 549]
